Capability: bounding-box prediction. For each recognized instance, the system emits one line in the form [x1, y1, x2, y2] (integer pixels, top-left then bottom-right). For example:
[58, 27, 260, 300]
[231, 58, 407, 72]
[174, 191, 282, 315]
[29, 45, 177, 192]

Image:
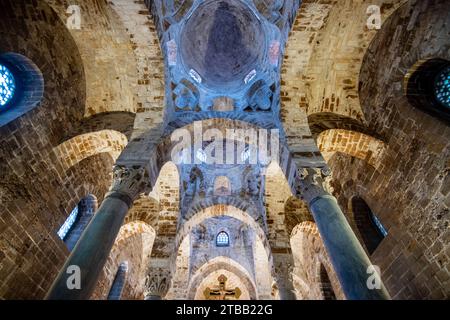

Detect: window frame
[0, 53, 44, 127]
[216, 231, 230, 247]
[405, 58, 450, 124]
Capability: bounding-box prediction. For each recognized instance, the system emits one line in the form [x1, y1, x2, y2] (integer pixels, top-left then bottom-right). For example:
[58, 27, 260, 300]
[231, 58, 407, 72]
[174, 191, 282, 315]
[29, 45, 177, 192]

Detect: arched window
[57, 206, 78, 240]
[319, 264, 336, 300]
[351, 197, 387, 255]
[434, 65, 450, 109]
[107, 261, 129, 300]
[216, 231, 230, 247]
[0, 53, 44, 127]
[406, 59, 450, 124]
[0, 64, 16, 108]
[57, 194, 98, 251]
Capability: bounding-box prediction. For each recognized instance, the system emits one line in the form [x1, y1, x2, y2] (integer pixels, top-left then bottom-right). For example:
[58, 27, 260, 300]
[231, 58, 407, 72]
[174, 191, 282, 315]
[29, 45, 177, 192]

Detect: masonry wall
[0, 0, 91, 299]
[0, 0, 148, 299]
[91, 222, 155, 300]
[327, 0, 450, 299]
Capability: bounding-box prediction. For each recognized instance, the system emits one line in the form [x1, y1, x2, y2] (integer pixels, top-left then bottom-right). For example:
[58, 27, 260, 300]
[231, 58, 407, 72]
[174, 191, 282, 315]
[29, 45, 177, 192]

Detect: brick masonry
[0, 0, 448, 300]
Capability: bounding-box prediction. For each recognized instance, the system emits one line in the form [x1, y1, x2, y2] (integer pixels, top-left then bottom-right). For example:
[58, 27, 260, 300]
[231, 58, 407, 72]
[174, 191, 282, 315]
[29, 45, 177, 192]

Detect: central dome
[180, 0, 265, 89]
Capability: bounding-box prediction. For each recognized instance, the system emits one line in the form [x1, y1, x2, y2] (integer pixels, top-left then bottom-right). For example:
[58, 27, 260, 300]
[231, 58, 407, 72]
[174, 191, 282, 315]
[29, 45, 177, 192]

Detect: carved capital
[107, 165, 150, 208]
[295, 167, 331, 205]
[144, 268, 171, 299]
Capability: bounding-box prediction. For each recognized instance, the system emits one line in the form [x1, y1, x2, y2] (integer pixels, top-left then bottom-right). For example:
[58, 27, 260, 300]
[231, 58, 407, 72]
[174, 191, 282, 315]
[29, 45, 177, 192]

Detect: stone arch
[307, 112, 375, 139]
[317, 129, 386, 168]
[187, 256, 258, 300]
[284, 196, 314, 237]
[119, 118, 286, 178]
[65, 112, 136, 142]
[183, 196, 262, 223]
[118, 117, 304, 198]
[53, 130, 128, 172]
[61, 153, 116, 224]
[290, 221, 344, 300]
[124, 195, 160, 230]
[92, 221, 156, 300]
[176, 205, 272, 265]
[280, 1, 407, 170]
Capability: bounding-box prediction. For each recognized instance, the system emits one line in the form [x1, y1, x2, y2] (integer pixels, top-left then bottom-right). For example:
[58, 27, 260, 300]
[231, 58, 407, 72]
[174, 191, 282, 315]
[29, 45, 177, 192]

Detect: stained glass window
[371, 213, 388, 238]
[434, 66, 450, 108]
[216, 231, 229, 247]
[57, 206, 79, 240]
[0, 64, 16, 107]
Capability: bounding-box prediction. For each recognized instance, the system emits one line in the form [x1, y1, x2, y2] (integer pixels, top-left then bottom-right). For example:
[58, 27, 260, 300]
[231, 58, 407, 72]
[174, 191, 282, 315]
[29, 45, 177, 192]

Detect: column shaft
[46, 196, 129, 300]
[309, 195, 390, 300]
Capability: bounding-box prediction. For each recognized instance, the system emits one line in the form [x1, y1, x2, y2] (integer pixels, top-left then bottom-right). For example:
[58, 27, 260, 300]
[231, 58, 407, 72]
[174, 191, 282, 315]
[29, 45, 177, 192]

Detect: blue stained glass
[434, 66, 450, 108]
[371, 214, 388, 238]
[57, 206, 79, 240]
[0, 64, 16, 107]
[216, 231, 229, 247]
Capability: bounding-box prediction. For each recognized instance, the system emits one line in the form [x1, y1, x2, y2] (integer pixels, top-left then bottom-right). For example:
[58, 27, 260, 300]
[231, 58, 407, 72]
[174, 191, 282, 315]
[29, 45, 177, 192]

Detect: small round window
[405, 59, 450, 124]
[434, 66, 450, 109]
[0, 64, 16, 108]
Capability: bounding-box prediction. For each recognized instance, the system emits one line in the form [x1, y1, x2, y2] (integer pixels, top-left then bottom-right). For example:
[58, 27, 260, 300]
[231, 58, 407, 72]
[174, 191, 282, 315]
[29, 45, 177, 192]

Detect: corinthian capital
[107, 165, 150, 207]
[144, 268, 171, 299]
[295, 167, 332, 204]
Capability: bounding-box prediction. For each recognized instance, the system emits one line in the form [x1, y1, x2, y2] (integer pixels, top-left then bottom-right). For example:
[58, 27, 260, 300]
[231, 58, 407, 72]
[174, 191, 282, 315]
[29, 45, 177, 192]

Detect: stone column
[144, 268, 171, 300]
[295, 168, 391, 300]
[46, 165, 150, 300]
